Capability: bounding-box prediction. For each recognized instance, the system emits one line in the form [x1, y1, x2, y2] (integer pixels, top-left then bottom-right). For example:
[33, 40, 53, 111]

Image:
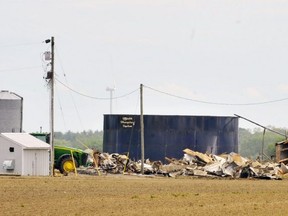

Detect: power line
[55, 78, 139, 100]
[143, 84, 288, 106]
[0, 42, 42, 48]
[55, 86, 68, 132]
[0, 66, 42, 73]
[55, 46, 85, 130]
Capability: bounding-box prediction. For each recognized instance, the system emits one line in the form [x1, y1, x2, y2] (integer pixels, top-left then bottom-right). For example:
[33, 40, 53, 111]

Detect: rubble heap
[77, 148, 287, 180]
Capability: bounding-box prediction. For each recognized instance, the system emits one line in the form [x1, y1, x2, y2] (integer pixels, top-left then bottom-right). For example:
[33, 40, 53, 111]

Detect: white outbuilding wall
[0, 133, 50, 176]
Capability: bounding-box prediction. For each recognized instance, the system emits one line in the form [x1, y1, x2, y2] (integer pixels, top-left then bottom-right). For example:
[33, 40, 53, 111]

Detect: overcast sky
[1, 0, 288, 133]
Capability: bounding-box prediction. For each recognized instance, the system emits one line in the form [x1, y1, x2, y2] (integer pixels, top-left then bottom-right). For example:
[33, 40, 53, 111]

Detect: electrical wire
[0, 66, 42, 73]
[55, 84, 68, 131]
[143, 84, 288, 106]
[56, 77, 139, 100]
[55, 46, 84, 130]
[0, 42, 42, 48]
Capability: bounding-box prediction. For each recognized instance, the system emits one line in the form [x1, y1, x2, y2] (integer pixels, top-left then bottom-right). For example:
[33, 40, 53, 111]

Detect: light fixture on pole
[106, 86, 115, 114]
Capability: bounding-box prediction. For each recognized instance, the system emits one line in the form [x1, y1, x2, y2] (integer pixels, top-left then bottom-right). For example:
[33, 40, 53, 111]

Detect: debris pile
[77, 148, 287, 180]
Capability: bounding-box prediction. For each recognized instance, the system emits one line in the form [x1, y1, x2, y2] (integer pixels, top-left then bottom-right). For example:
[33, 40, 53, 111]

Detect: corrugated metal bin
[0, 90, 23, 133]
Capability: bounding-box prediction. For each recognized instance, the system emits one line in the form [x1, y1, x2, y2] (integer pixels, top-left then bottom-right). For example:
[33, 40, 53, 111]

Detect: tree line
[54, 127, 287, 159]
[238, 127, 286, 159]
[54, 130, 103, 151]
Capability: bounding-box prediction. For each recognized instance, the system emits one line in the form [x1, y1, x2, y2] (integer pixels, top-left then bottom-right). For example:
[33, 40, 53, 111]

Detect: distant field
[0, 174, 287, 216]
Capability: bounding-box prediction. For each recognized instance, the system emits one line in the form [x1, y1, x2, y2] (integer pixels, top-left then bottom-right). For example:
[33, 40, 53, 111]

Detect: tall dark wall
[103, 115, 238, 162]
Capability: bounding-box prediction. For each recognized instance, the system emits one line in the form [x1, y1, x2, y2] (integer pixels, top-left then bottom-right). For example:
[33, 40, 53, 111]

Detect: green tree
[239, 127, 287, 159]
[54, 130, 103, 151]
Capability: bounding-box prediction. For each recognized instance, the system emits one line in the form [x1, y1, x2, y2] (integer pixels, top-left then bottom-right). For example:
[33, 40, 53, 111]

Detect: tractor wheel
[59, 157, 78, 174]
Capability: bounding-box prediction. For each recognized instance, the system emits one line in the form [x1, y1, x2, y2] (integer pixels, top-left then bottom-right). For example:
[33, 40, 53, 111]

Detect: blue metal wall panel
[103, 115, 238, 162]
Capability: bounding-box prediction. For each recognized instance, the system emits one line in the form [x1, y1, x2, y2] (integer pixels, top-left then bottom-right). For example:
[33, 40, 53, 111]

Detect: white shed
[0, 133, 50, 176]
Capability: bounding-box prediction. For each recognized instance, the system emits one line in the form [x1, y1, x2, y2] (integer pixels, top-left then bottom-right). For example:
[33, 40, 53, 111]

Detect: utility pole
[140, 84, 144, 174]
[261, 129, 266, 161]
[45, 37, 55, 176]
[106, 86, 115, 114]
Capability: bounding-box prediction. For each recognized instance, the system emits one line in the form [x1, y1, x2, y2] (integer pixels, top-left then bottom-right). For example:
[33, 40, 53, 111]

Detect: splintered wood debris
[76, 148, 286, 180]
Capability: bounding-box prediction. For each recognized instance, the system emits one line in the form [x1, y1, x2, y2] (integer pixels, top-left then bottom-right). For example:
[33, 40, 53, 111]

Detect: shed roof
[0, 133, 50, 149]
[276, 139, 288, 146]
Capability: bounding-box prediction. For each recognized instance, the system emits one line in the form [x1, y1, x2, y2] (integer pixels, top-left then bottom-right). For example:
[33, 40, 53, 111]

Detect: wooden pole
[50, 36, 55, 176]
[140, 84, 144, 174]
[261, 128, 266, 161]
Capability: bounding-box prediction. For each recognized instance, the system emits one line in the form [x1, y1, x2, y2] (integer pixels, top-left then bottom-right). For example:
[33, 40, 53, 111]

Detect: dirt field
[1, 174, 288, 216]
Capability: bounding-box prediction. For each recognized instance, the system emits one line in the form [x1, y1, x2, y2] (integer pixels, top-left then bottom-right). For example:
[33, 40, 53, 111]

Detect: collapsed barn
[103, 115, 239, 162]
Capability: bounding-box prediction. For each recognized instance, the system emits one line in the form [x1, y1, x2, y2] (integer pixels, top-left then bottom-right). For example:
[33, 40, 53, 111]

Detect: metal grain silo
[0, 91, 23, 133]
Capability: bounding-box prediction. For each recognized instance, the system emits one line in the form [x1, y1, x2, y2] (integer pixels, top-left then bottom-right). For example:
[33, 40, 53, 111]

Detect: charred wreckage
[76, 148, 288, 180]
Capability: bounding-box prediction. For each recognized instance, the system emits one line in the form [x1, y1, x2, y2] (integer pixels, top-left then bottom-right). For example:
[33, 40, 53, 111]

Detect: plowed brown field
[1, 174, 288, 216]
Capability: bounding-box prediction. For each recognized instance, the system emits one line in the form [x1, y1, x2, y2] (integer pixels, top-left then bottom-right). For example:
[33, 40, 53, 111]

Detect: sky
[1, 0, 288, 133]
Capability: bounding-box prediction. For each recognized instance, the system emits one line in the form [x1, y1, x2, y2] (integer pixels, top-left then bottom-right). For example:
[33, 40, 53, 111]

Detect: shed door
[23, 150, 49, 176]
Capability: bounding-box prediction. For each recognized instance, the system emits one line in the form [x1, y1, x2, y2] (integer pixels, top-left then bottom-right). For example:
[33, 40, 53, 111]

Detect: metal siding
[103, 115, 239, 162]
[196, 131, 219, 154]
[0, 136, 22, 175]
[23, 150, 49, 176]
[104, 115, 139, 155]
[0, 91, 22, 133]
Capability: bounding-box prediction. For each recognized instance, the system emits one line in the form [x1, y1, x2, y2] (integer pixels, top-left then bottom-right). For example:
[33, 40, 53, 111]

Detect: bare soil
[1, 174, 288, 216]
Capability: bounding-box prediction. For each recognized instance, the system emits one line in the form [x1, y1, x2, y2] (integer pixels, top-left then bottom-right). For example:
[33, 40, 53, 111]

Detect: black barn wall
[103, 115, 238, 162]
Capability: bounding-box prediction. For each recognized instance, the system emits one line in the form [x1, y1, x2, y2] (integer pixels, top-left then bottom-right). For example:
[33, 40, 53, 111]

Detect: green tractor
[31, 133, 89, 174]
[53, 145, 89, 174]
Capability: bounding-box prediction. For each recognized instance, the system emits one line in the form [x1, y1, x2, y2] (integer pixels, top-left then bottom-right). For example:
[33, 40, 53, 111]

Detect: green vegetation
[54, 130, 103, 151]
[53, 127, 287, 159]
[239, 127, 287, 159]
